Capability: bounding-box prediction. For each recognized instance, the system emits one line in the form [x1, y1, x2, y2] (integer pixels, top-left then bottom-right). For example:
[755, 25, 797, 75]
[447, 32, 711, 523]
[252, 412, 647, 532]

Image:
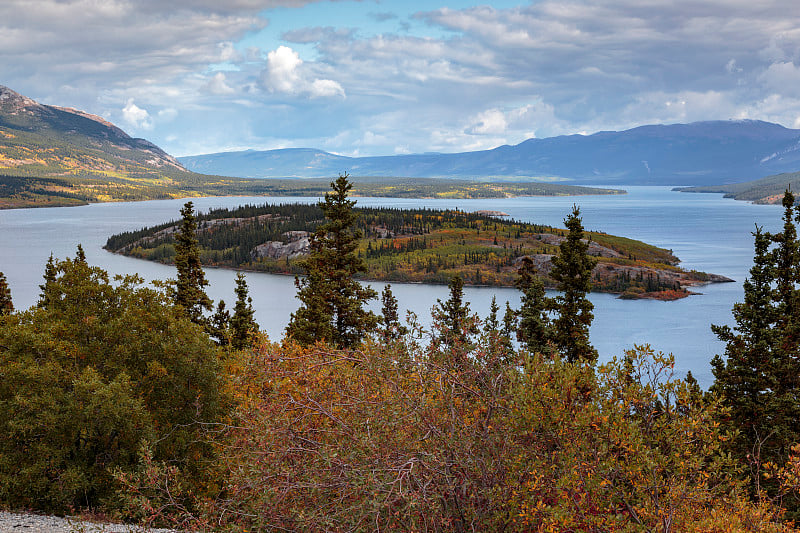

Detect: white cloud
[121, 98, 152, 130]
[204, 72, 236, 95]
[262, 45, 345, 98]
[265, 45, 303, 93]
[759, 62, 800, 97]
[310, 78, 345, 98]
[725, 59, 742, 74]
[465, 109, 508, 135]
[217, 41, 242, 63]
[158, 108, 178, 121]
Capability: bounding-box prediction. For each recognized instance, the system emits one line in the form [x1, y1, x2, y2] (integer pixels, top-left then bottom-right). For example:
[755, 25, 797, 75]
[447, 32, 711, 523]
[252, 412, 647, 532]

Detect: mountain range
[180, 120, 800, 186]
[0, 85, 625, 208]
[0, 84, 187, 176]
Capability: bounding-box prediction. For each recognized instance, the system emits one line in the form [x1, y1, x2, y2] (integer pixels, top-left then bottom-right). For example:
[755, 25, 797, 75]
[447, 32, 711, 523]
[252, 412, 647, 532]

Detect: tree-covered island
[105, 197, 731, 300]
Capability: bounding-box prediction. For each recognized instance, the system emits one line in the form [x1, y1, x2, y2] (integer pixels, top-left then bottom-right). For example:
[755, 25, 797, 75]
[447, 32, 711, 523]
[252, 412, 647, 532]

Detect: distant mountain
[0, 85, 624, 209]
[180, 120, 800, 186]
[0, 84, 186, 176]
[0, 85, 232, 208]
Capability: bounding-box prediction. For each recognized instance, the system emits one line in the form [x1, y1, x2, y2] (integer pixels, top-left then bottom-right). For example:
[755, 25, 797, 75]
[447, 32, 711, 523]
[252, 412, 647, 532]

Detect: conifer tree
[231, 273, 258, 350]
[287, 174, 378, 348]
[174, 201, 212, 326]
[712, 192, 800, 509]
[75, 244, 87, 264]
[549, 205, 598, 364]
[431, 275, 478, 353]
[483, 296, 500, 335]
[711, 226, 778, 469]
[515, 256, 554, 355]
[0, 272, 12, 315]
[500, 301, 517, 353]
[502, 301, 517, 340]
[38, 253, 57, 308]
[210, 300, 231, 347]
[379, 284, 407, 341]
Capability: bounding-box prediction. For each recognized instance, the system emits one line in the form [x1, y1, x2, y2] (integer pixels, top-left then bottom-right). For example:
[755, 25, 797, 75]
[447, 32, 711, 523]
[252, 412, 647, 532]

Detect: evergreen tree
[287, 174, 378, 348]
[431, 275, 478, 353]
[483, 295, 500, 335]
[549, 206, 598, 364]
[500, 301, 517, 353]
[379, 284, 407, 341]
[174, 201, 212, 326]
[210, 300, 231, 347]
[75, 244, 87, 264]
[0, 272, 12, 315]
[711, 226, 778, 472]
[515, 256, 554, 355]
[712, 193, 800, 511]
[231, 273, 258, 350]
[38, 253, 57, 308]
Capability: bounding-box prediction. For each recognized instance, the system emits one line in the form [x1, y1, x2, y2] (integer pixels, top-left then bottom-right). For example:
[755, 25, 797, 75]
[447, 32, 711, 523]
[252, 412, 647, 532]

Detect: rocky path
[0, 511, 179, 532]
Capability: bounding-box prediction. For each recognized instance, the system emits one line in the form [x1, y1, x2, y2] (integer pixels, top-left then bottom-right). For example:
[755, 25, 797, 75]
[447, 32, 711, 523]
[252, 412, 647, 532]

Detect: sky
[3, 0, 800, 157]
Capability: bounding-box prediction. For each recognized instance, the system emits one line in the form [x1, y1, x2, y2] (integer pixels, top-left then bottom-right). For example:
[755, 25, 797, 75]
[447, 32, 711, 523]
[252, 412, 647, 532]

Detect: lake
[0, 186, 784, 387]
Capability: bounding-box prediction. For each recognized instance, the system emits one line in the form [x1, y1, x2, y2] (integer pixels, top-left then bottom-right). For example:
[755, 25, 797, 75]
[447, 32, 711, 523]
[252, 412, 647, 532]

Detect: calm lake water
[0, 186, 784, 387]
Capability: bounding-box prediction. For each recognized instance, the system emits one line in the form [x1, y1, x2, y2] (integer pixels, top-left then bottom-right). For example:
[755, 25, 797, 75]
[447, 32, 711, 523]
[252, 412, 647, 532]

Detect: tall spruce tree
[0, 272, 12, 315]
[712, 191, 800, 510]
[515, 256, 554, 355]
[483, 296, 500, 335]
[209, 300, 231, 347]
[379, 284, 407, 342]
[174, 201, 212, 326]
[711, 226, 778, 472]
[231, 273, 258, 350]
[75, 244, 87, 264]
[431, 275, 479, 354]
[38, 253, 57, 308]
[287, 174, 378, 348]
[549, 205, 598, 364]
[500, 301, 517, 354]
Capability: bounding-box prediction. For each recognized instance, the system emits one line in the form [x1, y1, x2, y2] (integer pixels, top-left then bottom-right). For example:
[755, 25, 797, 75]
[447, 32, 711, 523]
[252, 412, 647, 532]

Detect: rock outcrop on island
[251, 231, 310, 260]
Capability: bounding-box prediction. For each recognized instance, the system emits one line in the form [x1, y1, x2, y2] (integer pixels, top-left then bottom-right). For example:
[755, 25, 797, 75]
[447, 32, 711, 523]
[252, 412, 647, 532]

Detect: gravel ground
[0, 512, 180, 532]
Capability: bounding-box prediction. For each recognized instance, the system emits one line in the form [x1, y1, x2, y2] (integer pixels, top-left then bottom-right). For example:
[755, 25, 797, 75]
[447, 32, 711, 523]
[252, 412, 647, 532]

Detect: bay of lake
[0, 186, 784, 387]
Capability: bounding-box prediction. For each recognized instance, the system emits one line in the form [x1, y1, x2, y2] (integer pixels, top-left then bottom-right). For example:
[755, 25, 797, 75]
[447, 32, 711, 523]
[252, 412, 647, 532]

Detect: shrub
[0, 256, 227, 513]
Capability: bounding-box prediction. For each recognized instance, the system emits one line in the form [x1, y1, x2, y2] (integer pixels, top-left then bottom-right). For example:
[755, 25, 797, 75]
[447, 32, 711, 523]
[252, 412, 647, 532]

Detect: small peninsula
[674, 170, 800, 205]
[106, 203, 732, 300]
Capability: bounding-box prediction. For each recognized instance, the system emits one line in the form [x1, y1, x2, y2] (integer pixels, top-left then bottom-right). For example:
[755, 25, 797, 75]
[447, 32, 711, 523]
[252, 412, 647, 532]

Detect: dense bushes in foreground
[0, 254, 228, 513]
[117, 333, 791, 531]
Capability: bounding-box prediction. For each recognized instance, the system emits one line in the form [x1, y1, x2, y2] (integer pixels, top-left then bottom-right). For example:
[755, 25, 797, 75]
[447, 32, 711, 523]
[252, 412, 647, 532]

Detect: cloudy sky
[3, 0, 800, 157]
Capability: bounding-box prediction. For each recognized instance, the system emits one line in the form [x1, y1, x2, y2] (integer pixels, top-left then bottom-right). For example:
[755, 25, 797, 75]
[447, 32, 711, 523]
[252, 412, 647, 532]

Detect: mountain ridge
[0, 84, 184, 171]
[180, 119, 800, 186]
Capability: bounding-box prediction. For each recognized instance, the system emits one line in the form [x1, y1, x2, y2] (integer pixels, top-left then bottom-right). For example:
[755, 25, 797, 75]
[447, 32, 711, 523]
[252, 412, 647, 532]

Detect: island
[105, 203, 733, 300]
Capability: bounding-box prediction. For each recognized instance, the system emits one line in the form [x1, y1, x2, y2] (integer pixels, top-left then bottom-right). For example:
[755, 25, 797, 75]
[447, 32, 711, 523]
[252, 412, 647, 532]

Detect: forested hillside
[677, 171, 800, 204]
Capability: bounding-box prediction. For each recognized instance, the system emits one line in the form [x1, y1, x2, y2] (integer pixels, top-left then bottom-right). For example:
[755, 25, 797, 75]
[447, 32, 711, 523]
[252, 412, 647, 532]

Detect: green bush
[0, 257, 227, 513]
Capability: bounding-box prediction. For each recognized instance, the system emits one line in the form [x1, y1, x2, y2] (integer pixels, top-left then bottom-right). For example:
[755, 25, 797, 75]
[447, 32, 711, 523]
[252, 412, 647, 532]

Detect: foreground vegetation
[3, 178, 800, 531]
